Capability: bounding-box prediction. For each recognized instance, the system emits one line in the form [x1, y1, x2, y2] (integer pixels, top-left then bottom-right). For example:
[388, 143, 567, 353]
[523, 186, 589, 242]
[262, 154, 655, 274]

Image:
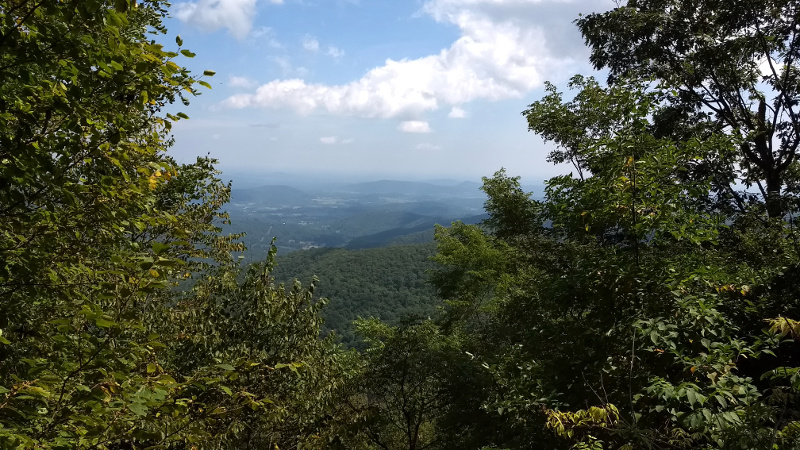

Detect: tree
[431, 51, 800, 449]
[0, 0, 218, 445]
[576, 0, 800, 218]
[327, 319, 493, 450]
[161, 247, 344, 449]
[0, 1, 341, 447]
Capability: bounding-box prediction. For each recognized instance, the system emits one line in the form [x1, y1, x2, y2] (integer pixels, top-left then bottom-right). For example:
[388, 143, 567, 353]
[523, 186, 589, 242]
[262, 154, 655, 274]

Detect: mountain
[336, 180, 484, 198]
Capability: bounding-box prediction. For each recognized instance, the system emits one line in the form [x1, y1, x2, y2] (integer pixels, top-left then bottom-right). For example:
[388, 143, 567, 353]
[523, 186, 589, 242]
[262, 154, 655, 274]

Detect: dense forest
[271, 243, 439, 347]
[3, 0, 800, 449]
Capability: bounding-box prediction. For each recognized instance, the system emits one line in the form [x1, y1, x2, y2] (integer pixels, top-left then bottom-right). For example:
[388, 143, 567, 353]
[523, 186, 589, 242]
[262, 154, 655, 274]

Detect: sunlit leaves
[0, 0, 259, 447]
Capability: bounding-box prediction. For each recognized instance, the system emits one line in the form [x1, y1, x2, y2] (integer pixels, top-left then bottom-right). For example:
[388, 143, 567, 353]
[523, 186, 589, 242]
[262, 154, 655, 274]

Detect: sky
[163, 0, 615, 184]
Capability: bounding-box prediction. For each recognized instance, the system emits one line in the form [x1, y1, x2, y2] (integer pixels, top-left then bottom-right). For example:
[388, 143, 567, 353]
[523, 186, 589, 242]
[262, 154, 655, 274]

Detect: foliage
[576, 0, 800, 218]
[271, 243, 440, 347]
[162, 247, 344, 449]
[325, 319, 494, 450]
[0, 1, 339, 448]
[7, 0, 800, 448]
[428, 7, 800, 443]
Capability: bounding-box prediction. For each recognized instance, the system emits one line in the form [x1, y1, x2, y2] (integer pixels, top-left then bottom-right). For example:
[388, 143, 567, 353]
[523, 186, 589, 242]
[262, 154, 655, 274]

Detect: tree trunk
[766, 170, 783, 219]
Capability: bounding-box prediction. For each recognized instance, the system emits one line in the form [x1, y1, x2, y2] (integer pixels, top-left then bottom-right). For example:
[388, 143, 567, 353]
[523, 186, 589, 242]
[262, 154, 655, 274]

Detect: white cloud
[175, 0, 286, 39]
[328, 46, 345, 58]
[320, 136, 337, 144]
[229, 75, 257, 89]
[174, 0, 258, 40]
[415, 142, 441, 151]
[223, 0, 585, 117]
[303, 35, 320, 52]
[398, 121, 432, 133]
[342, 138, 355, 144]
[448, 106, 467, 118]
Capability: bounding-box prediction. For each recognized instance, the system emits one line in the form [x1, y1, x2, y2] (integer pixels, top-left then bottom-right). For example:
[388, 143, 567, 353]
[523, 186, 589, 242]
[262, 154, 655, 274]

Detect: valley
[224, 177, 506, 346]
[226, 178, 496, 256]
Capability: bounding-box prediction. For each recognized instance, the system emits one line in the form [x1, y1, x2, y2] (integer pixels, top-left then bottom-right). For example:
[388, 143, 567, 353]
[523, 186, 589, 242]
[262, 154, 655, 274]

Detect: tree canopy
[424, 1, 800, 447]
[0, 1, 339, 448]
[577, 0, 800, 218]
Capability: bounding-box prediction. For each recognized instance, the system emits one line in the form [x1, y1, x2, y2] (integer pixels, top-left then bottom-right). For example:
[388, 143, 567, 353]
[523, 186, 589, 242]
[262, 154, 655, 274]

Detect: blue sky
[163, 0, 614, 183]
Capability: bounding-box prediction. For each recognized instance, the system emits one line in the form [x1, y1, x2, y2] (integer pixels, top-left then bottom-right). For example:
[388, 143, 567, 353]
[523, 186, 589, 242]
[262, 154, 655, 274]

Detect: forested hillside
[4, 0, 800, 449]
[271, 243, 438, 347]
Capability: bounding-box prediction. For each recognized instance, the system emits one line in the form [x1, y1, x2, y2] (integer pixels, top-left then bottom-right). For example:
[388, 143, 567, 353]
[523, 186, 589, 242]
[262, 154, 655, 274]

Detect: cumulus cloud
[320, 136, 337, 144]
[274, 57, 308, 77]
[398, 121, 432, 133]
[223, 0, 590, 116]
[175, 0, 284, 39]
[448, 106, 467, 118]
[251, 26, 283, 48]
[175, 0, 257, 40]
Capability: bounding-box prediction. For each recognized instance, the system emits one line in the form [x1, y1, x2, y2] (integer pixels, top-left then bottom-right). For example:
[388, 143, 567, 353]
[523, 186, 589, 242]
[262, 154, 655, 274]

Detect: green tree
[327, 319, 492, 450]
[576, 0, 800, 218]
[0, 1, 341, 448]
[270, 243, 440, 348]
[161, 246, 343, 449]
[432, 71, 800, 449]
[0, 1, 244, 446]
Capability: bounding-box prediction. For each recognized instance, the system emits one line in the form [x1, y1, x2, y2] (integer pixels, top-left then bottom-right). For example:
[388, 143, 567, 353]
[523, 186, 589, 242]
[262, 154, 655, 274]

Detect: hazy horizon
[220, 168, 547, 192]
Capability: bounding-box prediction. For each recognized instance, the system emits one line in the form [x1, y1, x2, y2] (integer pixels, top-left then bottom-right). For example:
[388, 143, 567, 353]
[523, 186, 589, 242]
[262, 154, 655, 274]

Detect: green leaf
[686, 389, 697, 407]
[95, 316, 116, 328]
[152, 242, 170, 255]
[129, 403, 148, 417]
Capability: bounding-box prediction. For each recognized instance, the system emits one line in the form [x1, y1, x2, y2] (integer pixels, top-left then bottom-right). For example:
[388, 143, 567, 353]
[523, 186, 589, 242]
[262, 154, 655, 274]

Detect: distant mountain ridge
[336, 180, 484, 197]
